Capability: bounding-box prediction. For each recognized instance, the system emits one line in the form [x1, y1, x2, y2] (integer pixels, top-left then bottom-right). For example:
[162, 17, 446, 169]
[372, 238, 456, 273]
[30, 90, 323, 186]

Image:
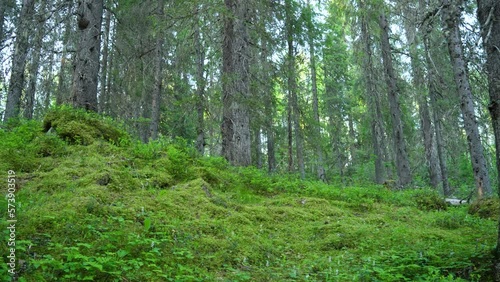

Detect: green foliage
[468, 198, 500, 219]
[43, 106, 130, 146]
[412, 189, 448, 211]
[0, 110, 496, 281]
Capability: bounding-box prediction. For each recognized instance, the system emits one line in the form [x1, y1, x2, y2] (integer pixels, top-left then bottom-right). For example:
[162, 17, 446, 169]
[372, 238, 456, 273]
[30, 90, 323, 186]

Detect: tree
[3, 0, 35, 122]
[285, 0, 305, 179]
[442, 0, 491, 197]
[221, 0, 252, 166]
[475, 0, 500, 278]
[71, 0, 104, 112]
[379, 12, 412, 186]
[149, 0, 165, 141]
[305, 0, 326, 181]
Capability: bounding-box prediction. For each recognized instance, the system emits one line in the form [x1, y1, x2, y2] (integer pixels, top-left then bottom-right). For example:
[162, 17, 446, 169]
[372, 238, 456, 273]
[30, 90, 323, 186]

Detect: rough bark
[475, 0, 500, 278]
[379, 13, 412, 186]
[149, 0, 164, 141]
[221, 0, 251, 166]
[442, 0, 492, 197]
[361, 11, 385, 184]
[71, 0, 104, 112]
[3, 0, 35, 122]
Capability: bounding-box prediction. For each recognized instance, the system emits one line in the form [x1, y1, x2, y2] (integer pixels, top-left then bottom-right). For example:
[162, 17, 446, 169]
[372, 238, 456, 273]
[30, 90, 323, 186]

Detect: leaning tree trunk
[475, 0, 500, 278]
[71, 0, 104, 112]
[443, 0, 492, 197]
[149, 0, 165, 141]
[221, 0, 252, 166]
[3, 0, 35, 122]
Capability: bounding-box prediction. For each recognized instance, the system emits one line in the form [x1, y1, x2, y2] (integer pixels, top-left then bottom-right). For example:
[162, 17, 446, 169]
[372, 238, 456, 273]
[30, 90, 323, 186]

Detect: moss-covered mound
[43, 106, 129, 145]
[0, 111, 497, 281]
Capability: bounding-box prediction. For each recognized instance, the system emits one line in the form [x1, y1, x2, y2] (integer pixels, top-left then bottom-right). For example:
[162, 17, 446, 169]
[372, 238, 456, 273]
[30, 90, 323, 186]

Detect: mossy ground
[0, 111, 497, 281]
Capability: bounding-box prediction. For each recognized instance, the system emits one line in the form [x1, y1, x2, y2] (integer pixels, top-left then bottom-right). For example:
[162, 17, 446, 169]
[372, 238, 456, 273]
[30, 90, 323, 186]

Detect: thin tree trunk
[71, 0, 104, 112]
[307, 0, 325, 181]
[360, 11, 385, 184]
[285, 0, 305, 179]
[403, 6, 440, 188]
[194, 7, 206, 155]
[261, 36, 276, 173]
[221, 0, 251, 166]
[99, 7, 111, 114]
[379, 12, 412, 186]
[56, 7, 73, 106]
[43, 52, 55, 113]
[24, 1, 48, 119]
[3, 0, 35, 122]
[443, 0, 492, 197]
[149, 0, 164, 141]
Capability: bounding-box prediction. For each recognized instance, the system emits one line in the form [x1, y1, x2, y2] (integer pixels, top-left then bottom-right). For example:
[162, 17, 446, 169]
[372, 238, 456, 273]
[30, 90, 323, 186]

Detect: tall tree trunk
[149, 0, 164, 141]
[442, 0, 492, 197]
[476, 0, 500, 277]
[379, 13, 412, 186]
[360, 11, 385, 184]
[71, 0, 104, 112]
[285, 0, 305, 179]
[56, 7, 73, 106]
[3, 0, 35, 122]
[99, 7, 111, 114]
[261, 36, 276, 173]
[24, 1, 48, 119]
[307, 1, 325, 181]
[221, 0, 251, 166]
[403, 5, 440, 188]
[194, 7, 206, 155]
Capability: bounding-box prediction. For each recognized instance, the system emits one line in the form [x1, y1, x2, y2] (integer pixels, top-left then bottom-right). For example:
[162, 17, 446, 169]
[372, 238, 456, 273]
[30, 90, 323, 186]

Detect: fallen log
[445, 198, 469, 205]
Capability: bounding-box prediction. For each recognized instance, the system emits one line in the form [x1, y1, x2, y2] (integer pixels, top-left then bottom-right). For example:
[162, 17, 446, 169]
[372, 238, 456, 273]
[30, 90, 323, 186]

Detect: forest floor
[0, 108, 498, 281]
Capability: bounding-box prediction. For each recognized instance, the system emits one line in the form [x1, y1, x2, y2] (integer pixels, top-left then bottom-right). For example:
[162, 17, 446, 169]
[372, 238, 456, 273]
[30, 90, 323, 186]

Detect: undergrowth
[0, 110, 497, 281]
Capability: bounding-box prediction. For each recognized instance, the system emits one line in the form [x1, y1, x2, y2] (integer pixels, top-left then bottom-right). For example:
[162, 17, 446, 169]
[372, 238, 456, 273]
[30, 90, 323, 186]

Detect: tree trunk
[403, 5, 441, 188]
[194, 6, 206, 155]
[149, 0, 164, 141]
[71, 0, 104, 112]
[443, 0, 492, 197]
[285, 0, 305, 179]
[476, 0, 500, 278]
[24, 1, 48, 119]
[307, 1, 325, 181]
[379, 12, 412, 186]
[99, 7, 111, 115]
[221, 0, 251, 166]
[261, 36, 276, 173]
[360, 11, 385, 184]
[3, 0, 35, 122]
[56, 6, 73, 106]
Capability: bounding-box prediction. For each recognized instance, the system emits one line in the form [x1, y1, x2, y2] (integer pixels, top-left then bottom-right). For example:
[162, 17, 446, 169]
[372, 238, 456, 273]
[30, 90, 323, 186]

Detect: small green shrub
[413, 189, 447, 211]
[468, 198, 500, 219]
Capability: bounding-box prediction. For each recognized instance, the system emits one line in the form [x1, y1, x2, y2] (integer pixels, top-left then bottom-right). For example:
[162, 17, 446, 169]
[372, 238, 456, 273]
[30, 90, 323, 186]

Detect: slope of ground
[0, 108, 497, 281]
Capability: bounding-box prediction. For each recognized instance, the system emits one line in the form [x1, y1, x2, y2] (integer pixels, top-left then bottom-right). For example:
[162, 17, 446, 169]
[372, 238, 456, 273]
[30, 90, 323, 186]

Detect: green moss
[468, 198, 500, 219]
[43, 106, 129, 145]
